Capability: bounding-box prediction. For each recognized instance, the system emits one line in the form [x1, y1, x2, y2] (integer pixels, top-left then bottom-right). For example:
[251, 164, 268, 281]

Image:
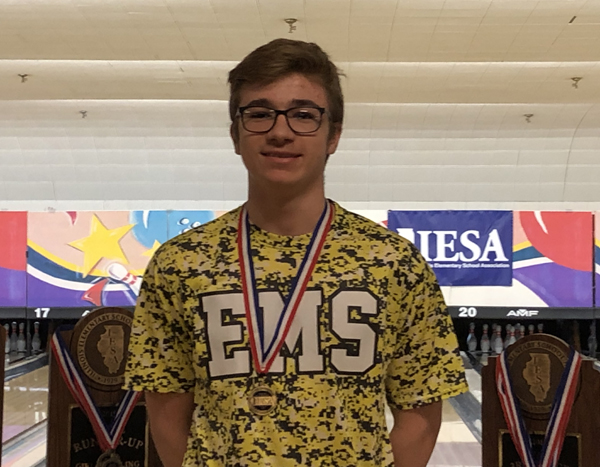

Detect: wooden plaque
[482, 334, 600, 467]
[47, 307, 161, 467]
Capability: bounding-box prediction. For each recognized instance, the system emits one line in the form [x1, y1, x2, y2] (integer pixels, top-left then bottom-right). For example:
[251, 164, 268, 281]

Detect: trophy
[482, 333, 600, 467]
[47, 307, 161, 467]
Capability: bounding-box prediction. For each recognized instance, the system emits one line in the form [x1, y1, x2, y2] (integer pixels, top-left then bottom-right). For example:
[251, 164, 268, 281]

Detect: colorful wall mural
[0, 209, 598, 311]
[402, 211, 594, 308]
[26, 210, 220, 308]
[0, 212, 27, 307]
[513, 211, 593, 308]
[595, 212, 600, 307]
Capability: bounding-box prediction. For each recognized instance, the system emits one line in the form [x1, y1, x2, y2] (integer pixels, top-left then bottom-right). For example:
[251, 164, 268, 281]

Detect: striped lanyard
[237, 201, 334, 374]
[51, 327, 141, 452]
[496, 347, 581, 467]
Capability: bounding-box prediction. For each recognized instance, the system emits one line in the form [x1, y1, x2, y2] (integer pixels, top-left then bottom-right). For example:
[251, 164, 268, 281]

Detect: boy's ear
[230, 123, 240, 155]
[326, 123, 342, 156]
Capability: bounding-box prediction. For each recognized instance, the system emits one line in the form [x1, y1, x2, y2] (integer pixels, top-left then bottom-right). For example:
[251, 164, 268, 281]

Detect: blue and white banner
[388, 210, 513, 286]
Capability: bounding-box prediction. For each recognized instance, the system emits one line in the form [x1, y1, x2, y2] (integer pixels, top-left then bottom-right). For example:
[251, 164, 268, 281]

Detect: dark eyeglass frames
[237, 106, 326, 134]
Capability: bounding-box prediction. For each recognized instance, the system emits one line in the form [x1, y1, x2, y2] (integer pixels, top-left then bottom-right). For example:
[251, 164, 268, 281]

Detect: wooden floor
[2, 366, 482, 467]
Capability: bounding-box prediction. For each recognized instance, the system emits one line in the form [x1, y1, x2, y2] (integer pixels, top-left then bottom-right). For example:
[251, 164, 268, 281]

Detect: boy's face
[231, 73, 341, 193]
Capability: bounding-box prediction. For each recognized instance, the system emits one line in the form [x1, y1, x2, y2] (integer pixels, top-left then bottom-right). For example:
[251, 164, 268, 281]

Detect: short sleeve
[124, 249, 195, 393]
[385, 245, 468, 410]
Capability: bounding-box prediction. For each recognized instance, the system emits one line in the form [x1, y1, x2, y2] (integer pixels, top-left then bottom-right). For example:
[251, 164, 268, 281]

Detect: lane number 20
[458, 306, 478, 318]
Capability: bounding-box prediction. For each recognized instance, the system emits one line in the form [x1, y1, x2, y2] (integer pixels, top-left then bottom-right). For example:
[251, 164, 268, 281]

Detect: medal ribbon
[51, 326, 141, 452]
[238, 200, 334, 374]
[496, 347, 582, 467]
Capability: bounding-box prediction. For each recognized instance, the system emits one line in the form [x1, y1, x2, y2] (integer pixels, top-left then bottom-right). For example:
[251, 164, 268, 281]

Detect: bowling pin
[537, 323, 544, 334]
[506, 326, 516, 348]
[17, 322, 26, 353]
[493, 325, 504, 354]
[4, 323, 9, 354]
[504, 325, 513, 349]
[480, 324, 490, 353]
[514, 323, 521, 340]
[107, 263, 142, 296]
[520, 324, 526, 339]
[491, 324, 499, 350]
[32, 322, 41, 354]
[528, 324, 535, 336]
[588, 323, 597, 359]
[10, 322, 18, 352]
[466, 323, 477, 352]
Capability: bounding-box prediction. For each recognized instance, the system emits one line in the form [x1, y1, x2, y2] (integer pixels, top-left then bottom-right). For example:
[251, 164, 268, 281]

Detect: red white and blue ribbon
[51, 326, 141, 452]
[238, 200, 334, 374]
[496, 347, 582, 467]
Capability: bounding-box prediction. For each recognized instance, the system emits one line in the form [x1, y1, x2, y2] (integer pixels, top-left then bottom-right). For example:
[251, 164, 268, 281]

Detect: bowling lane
[3, 366, 48, 442]
[18, 404, 481, 467]
[429, 400, 481, 467]
[5, 365, 483, 467]
[385, 398, 481, 467]
[2, 422, 46, 467]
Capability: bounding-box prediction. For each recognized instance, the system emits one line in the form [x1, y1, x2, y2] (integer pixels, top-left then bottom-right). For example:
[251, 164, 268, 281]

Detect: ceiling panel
[3, 60, 599, 103]
[1, 0, 600, 205]
[0, 0, 599, 61]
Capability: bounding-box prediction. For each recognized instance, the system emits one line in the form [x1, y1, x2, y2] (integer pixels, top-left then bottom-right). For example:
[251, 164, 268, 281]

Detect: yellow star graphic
[142, 240, 162, 258]
[69, 215, 134, 277]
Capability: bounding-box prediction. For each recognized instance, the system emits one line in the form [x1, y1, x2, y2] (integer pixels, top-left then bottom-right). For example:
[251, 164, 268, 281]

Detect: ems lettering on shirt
[237, 200, 334, 413]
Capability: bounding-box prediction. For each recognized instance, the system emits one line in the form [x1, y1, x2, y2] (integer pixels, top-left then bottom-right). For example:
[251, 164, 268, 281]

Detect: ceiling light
[284, 18, 297, 34]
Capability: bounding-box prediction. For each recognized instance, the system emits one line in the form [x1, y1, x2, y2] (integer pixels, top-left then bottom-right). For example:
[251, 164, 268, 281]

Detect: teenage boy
[125, 38, 467, 467]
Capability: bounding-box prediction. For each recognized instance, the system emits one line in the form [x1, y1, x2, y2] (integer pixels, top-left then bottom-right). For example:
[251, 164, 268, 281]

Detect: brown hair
[228, 39, 344, 138]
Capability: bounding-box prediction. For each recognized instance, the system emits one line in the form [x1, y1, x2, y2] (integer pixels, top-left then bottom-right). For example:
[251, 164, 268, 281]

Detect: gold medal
[248, 386, 277, 415]
[96, 449, 124, 467]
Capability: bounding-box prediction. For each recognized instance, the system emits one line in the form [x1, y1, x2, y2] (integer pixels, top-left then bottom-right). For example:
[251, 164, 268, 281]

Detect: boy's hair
[228, 39, 344, 138]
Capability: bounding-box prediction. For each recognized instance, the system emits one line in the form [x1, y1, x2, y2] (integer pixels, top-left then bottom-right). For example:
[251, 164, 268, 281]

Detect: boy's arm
[146, 391, 195, 467]
[389, 401, 442, 467]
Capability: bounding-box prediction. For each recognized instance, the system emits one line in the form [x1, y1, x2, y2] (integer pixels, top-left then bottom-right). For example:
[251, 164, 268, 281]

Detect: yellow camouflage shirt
[124, 202, 468, 466]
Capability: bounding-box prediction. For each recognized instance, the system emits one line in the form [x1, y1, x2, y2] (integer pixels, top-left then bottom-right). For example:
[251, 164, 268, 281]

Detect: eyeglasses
[238, 106, 326, 134]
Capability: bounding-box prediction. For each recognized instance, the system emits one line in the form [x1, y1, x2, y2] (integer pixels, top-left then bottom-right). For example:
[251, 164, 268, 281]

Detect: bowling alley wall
[0, 210, 224, 318]
[0, 209, 599, 321]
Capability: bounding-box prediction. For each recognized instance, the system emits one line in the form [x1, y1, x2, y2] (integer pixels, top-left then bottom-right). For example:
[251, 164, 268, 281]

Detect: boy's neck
[245, 186, 328, 236]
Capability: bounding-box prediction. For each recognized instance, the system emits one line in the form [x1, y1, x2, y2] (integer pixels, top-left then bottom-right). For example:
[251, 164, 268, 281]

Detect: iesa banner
[387, 211, 513, 286]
